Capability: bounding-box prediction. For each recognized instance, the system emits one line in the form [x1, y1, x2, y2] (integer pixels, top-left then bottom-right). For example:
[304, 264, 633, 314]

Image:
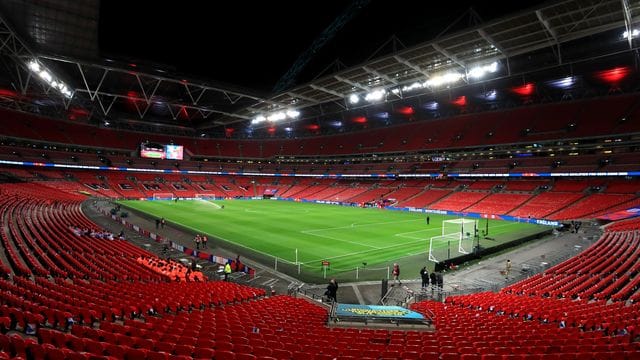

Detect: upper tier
[2, 94, 639, 158]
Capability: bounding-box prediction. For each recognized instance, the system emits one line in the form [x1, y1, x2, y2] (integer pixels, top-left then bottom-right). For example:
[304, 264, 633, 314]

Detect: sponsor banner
[171, 242, 184, 252]
[314, 200, 341, 205]
[335, 304, 424, 320]
[385, 207, 559, 226]
[1, 159, 636, 179]
[598, 207, 640, 221]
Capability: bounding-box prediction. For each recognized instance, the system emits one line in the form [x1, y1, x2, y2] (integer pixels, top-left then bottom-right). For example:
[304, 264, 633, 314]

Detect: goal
[152, 193, 175, 200]
[428, 218, 477, 262]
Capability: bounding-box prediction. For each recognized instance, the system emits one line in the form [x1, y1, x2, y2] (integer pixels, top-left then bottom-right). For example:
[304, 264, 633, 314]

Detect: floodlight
[251, 115, 266, 125]
[467, 61, 499, 79]
[402, 82, 424, 92]
[426, 72, 463, 87]
[39, 70, 52, 82]
[623, 29, 640, 39]
[27, 60, 40, 72]
[286, 110, 300, 118]
[267, 112, 286, 122]
[26, 58, 73, 98]
[364, 88, 386, 102]
[349, 94, 360, 104]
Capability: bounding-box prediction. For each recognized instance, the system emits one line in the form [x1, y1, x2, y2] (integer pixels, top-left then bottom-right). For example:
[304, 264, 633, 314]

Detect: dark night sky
[99, 1, 549, 93]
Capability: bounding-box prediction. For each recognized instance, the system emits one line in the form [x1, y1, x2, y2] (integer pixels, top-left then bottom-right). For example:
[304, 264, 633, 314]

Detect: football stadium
[0, 0, 639, 359]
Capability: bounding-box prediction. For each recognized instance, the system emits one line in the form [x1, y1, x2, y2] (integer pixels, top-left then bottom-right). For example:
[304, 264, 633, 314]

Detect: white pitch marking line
[302, 231, 381, 249]
[301, 218, 423, 234]
[305, 221, 530, 263]
[306, 237, 429, 263]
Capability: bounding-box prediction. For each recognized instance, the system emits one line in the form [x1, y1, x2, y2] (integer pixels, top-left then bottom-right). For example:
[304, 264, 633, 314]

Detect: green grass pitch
[119, 199, 547, 278]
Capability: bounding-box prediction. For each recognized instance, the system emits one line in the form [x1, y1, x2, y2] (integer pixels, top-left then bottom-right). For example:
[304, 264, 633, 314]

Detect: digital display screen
[165, 145, 184, 160]
[140, 143, 184, 160]
[140, 143, 165, 159]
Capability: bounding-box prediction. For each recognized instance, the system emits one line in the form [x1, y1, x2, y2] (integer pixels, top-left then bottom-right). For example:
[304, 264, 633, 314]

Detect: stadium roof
[0, 0, 637, 134]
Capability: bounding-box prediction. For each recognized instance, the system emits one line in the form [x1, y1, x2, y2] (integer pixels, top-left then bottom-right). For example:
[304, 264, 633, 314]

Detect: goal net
[152, 193, 175, 200]
[428, 218, 477, 263]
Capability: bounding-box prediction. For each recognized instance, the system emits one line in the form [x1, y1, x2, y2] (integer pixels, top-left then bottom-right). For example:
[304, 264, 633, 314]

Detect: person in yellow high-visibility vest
[224, 262, 232, 281]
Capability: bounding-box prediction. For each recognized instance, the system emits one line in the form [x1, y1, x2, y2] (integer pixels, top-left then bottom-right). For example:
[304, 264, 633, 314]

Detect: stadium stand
[2, 2, 640, 359]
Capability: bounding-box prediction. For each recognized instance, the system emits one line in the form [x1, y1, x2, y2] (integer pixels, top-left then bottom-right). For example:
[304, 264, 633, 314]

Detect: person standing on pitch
[420, 266, 429, 289]
[392, 263, 401, 285]
[224, 261, 232, 281]
[325, 278, 338, 303]
[505, 259, 512, 279]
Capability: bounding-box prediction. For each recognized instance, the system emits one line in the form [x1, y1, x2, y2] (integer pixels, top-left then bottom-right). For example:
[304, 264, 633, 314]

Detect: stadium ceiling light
[251, 115, 266, 125]
[252, 109, 301, 125]
[622, 29, 639, 39]
[401, 82, 425, 92]
[484, 90, 497, 100]
[286, 109, 300, 118]
[267, 112, 286, 122]
[467, 61, 499, 79]
[423, 101, 439, 110]
[348, 94, 360, 104]
[548, 76, 577, 89]
[425, 72, 463, 87]
[26, 59, 73, 98]
[364, 88, 386, 102]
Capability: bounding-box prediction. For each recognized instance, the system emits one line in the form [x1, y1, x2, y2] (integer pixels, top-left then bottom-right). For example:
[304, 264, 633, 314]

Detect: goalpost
[428, 218, 477, 263]
[152, 193, 175, 200]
